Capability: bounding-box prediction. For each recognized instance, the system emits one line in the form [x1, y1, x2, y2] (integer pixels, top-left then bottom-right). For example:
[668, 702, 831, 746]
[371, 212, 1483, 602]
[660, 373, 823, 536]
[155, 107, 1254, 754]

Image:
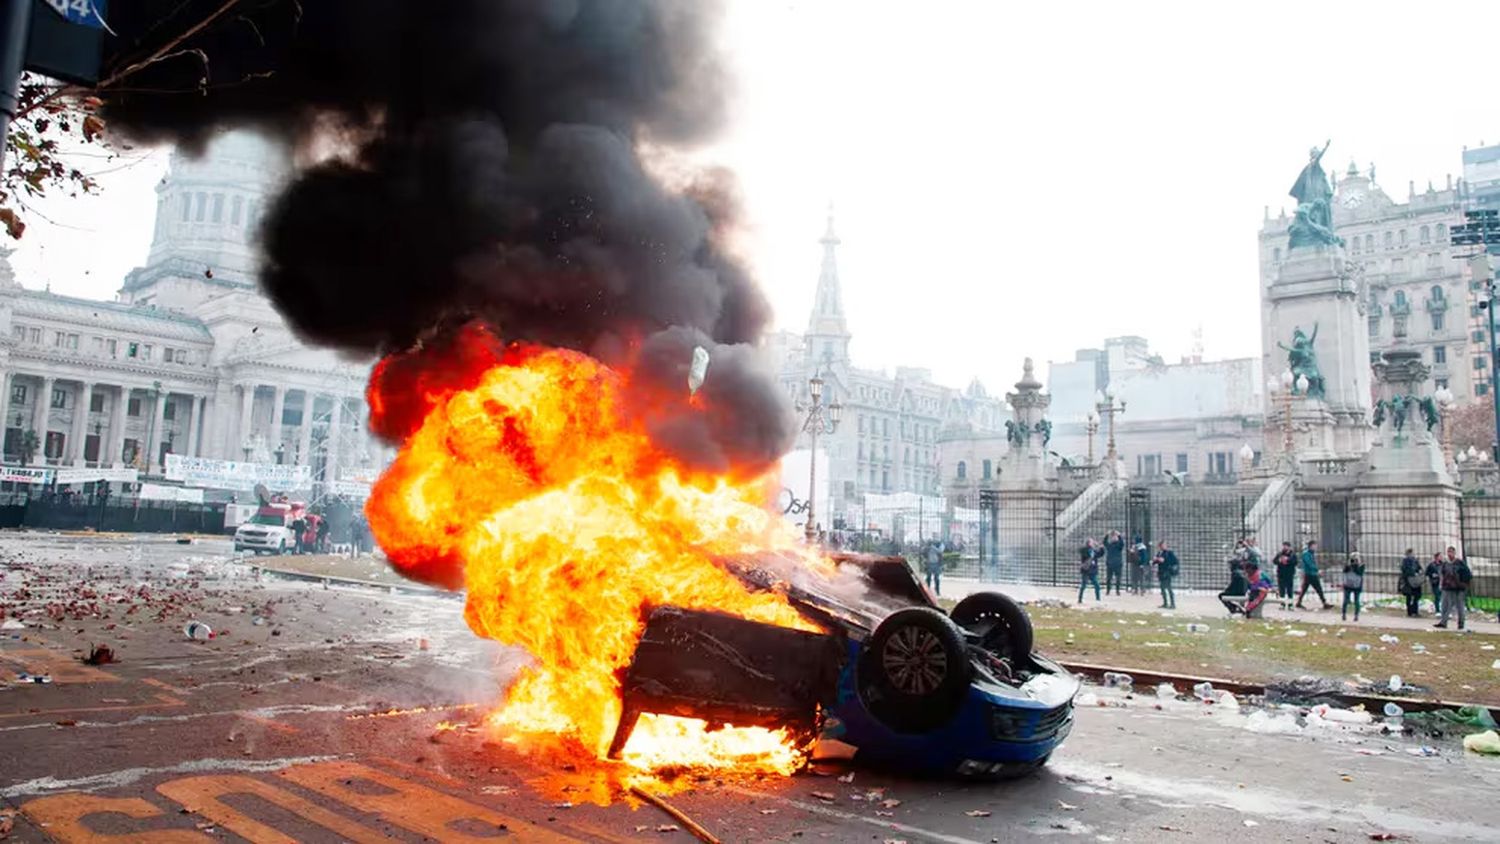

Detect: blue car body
[611, 553, 1080, 778]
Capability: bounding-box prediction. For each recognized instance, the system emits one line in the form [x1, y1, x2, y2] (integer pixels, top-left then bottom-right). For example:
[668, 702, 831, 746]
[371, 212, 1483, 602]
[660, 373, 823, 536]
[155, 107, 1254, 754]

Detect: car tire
[950, 592, 1034, 664]
[857, 606, 972, 733]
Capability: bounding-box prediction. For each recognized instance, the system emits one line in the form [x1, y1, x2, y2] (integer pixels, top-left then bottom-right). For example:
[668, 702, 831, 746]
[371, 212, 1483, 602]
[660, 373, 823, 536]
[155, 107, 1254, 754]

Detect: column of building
[269, 387, 286, 456]
[237, 383, 255, 460]
[109, 386, 128, 467]
[298, 390, 315, 466]
[68, 381, 93, 465]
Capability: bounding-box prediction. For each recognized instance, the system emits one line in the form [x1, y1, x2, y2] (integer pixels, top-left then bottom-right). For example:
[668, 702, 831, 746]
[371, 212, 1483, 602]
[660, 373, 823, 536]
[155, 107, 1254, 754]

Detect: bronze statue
[1277, 324, 1326, 399]
[1287, 141, 1344, 250]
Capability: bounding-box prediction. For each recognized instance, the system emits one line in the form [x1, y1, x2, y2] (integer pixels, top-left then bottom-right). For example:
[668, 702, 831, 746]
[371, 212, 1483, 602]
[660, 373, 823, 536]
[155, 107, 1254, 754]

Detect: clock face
[1342, 190, 1366, 209]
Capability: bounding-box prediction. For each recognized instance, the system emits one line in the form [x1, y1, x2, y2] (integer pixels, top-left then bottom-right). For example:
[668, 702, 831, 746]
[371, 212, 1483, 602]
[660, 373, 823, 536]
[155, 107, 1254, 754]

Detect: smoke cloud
[102, 0, 794, 470]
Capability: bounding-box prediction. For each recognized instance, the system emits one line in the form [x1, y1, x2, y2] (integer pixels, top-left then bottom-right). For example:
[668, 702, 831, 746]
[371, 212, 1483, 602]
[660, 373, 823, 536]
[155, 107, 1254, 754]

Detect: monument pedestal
[1264, 244, 1371, 467]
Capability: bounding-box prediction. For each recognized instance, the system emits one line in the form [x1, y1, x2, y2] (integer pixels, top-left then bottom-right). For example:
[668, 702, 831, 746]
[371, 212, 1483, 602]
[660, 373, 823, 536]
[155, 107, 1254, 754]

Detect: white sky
[10, 0, 1500, 393]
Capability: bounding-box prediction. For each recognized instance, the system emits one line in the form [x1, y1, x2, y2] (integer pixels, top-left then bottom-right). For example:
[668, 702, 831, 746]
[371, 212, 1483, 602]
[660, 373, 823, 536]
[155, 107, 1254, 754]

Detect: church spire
[806, 205, 851, 364]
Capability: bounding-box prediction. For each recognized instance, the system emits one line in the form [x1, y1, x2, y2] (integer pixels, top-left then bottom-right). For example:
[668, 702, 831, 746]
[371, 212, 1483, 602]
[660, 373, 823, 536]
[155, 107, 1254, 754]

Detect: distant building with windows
[766, 213, 1005, 526]
[0, 131, 383, 493]
[1259, 160, 1478, 401]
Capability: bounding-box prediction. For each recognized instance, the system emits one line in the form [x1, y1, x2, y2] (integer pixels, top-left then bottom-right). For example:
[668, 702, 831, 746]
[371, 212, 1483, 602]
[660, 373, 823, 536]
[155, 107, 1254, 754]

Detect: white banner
[54, 467, 140, 485]
[0, 466, 52, 485]
[164, 455, 311, 491]
[139, 483, 205, 504]
[330, 480, 372, 499]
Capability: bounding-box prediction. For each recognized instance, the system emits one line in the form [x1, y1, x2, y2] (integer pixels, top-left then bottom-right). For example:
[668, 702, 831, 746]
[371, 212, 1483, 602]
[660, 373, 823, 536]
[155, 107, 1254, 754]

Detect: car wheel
[950, 592, 1034, 664]
[857, 607, 972, 733]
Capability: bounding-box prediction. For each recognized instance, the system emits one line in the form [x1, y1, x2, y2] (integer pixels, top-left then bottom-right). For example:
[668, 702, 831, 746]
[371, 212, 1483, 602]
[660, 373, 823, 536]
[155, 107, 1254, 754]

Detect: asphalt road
[2, 532, 1498, 843]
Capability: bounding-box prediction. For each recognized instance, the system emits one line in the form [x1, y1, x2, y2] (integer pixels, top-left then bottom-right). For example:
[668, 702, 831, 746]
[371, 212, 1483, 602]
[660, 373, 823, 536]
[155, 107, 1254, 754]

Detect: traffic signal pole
[0, 0, 34, 169]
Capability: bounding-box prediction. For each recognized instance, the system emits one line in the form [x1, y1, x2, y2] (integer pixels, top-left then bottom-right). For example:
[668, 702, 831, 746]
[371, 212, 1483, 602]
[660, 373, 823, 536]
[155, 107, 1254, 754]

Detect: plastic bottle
[1192, 681, 1215, 700]
[1186, 623, 1210, 634]
[1354, 643, 1372, 652]
[1103, 672, 1135, 689]
[183, 621, 214, 641]
[1156, 682, 1177, 699]
[1383, 702, 1404, 719]
[1388, 675, 1403, 692]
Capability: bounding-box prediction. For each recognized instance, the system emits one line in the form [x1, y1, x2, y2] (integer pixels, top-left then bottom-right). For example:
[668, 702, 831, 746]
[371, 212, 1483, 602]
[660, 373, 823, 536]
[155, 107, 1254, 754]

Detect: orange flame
[367, 337, 824, 776]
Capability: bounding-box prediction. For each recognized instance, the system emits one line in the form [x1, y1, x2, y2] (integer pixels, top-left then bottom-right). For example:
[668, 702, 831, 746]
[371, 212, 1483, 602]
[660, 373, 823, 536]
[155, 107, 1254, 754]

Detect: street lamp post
[796, 375, 842, 545]
[1454, 210, 1500, 454]
[1085, 410, 1099, 465]
[1094, 387, 1126, 463]
[1435, 386, 1456, 470]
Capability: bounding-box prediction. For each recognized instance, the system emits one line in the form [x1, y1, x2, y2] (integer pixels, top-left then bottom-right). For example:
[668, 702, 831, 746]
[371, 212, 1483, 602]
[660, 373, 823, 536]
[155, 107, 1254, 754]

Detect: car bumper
[235, 535, 281, 549]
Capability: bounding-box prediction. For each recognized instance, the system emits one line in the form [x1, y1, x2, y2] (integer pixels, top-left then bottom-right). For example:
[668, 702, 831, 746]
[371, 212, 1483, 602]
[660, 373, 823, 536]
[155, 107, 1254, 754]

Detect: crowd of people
[1071, 532, 1483, 629]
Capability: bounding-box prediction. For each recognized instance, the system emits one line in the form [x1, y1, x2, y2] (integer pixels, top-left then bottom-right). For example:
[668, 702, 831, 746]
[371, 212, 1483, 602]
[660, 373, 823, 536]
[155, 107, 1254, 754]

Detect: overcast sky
[9, 0, 1500, 393]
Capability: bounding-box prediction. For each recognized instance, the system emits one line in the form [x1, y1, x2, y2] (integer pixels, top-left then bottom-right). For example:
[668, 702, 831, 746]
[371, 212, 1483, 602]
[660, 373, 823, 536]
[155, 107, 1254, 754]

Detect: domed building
[0, 131, 382, 499]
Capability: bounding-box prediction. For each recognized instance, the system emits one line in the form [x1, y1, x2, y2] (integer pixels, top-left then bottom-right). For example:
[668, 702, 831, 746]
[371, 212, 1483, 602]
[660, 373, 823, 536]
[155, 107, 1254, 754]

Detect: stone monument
[999, 358, 1058, 489]
[1263, 142, 1372, 471]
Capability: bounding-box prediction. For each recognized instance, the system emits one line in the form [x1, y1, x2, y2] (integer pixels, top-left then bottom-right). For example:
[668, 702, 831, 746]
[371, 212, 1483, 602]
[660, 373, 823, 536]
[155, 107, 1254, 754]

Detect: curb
[249, 564, 458, 600]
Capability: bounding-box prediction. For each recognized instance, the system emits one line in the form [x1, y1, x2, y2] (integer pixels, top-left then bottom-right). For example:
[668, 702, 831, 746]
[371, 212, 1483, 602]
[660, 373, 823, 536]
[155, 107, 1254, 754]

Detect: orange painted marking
[238, 714, 301, 735]
[20, 793, 209, 843]
[0, 692, 184, 721]
[280, 760, 582, 842]
[156, 774, 384, 844]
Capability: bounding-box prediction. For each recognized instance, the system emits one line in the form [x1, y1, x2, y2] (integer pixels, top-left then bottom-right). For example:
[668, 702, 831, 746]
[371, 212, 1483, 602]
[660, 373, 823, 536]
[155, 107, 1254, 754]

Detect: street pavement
[2, 531, 1498, 843]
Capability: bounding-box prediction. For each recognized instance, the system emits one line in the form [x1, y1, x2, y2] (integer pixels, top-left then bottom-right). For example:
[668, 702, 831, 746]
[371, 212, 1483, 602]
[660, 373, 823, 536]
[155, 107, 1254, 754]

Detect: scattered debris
[836, 772, 854, 783]
[1463, 730, 1500, 755]
[82, 643, 116, 665]
[1056, 801, 1078, 811]
[811, 792, 836, 802]
[1368, 833, 1397, 841]
[183, 621, 213, 641]
[1379, 634, 1399, 644]
[629, 785, 719, 844]
[1285, 630, 1308, 638]
[879, 799, 902, 809]
[965, 810, 992, 817]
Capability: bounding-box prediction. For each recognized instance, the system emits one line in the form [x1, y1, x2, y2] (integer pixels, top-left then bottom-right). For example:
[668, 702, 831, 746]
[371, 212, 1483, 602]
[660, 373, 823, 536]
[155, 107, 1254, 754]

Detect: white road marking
[724, 785, 986, 844]
[1, 754, 345, 798]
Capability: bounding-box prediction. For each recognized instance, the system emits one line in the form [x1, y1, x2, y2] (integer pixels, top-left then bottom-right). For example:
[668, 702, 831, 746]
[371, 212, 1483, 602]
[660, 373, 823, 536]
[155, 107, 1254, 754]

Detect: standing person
[1077, 538, 1101, 603]
[1340, 552, 1365, 621]
[1129, 534, 1149, 594]
[1218, 539, 1249, 615]
[315, 515, 331, 553]
[290, 514, 306, 555]
[1154, 539, 1179, 609]
[1295, 540, 1333, 610]
[921, 541, 943, 596]
[1435, 545, 1471, 630]
[1399, 548, 1423, 618]
[1425, 552, 1444, 617]
[1272, 541, 1298, 609]
[1103, 530, 1126, 596]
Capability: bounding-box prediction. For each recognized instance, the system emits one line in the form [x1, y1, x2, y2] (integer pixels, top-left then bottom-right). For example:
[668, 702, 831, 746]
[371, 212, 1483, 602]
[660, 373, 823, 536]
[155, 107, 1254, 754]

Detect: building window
[1364, 234, 1373, 251]
[105, 338, 117, 357]
[194, 192, 207, 222]
[127, 342, 139, 358]
[1273, 247, 1281, 261]
[28, 327, 40, 344]
[163, 347, 174, 363]
[982, 459, 992, 480]
[53, 331, 66, 347]
[141, 345, 152, 361]
[1394, 289, 1407, 308]
[10, 325, 22, 340]
[957, 460, 967, 480]
[1436, 378, 1449, 390]
[10, 385, 25, 404]
[1420, 225, 1431, 244]
[180, 194, 191, 222]
[44, 431, 64, 460]
[1434, 345, 1447, 364]
[1399, 229, 1408, 247]
[163, 400, 175, 421]
[857, 415, 865, 433]
[1432, 284, 1445, 301]
[1437, 223, 1448, 242]
[1351, 238, 1360, 255]
[1384, 231, 1393, 248]
[127, 397, 141, 417]
[49, 388, 66, 409]
[211, 193, 224, 222]
[1475, 356, 1488, 371]
[1432, 312, 1444, 332]
[1175, 453, 1188, 473]
[89, 392, 104, 413]
[231, 195, 243, 225]
[1479, 383, 1490, 397]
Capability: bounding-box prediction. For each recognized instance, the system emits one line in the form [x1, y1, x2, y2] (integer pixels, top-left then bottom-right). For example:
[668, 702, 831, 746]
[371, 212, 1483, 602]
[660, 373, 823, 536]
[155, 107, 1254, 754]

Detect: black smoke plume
[100, 0, 794, 471]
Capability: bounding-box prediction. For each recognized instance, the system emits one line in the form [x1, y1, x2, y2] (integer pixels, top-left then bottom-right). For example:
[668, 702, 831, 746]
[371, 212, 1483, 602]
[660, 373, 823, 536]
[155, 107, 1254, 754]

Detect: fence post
[1050, 496, 1059, 587]
[1240, 495, 1248, 541]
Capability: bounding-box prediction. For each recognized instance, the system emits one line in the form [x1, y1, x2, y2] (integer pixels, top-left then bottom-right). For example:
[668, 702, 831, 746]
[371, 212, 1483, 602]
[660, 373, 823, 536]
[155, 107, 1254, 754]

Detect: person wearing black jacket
[1102, 530, 1126, 596]
[1340, 553, 1366, 621]
[1272, 541, 1297, 609]
[1399, 548, 1423, 617]
[1218, 540, 1249, 614]
[1424, 552, 1444, 616]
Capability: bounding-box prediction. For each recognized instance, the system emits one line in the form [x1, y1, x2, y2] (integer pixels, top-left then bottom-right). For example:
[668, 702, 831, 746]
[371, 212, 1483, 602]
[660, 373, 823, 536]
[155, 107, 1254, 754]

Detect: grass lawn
[1013, 604, 1500, 705]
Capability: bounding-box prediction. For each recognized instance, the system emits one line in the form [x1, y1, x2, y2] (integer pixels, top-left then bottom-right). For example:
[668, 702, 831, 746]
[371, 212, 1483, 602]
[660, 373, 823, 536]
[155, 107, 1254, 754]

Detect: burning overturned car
[609, 552, 1080, 779]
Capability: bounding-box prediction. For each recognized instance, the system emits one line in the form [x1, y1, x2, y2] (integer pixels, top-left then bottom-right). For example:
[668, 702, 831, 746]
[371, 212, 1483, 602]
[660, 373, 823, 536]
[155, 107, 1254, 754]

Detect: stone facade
[769, 213, 1005, 524]
[0, 132, 384, 492]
